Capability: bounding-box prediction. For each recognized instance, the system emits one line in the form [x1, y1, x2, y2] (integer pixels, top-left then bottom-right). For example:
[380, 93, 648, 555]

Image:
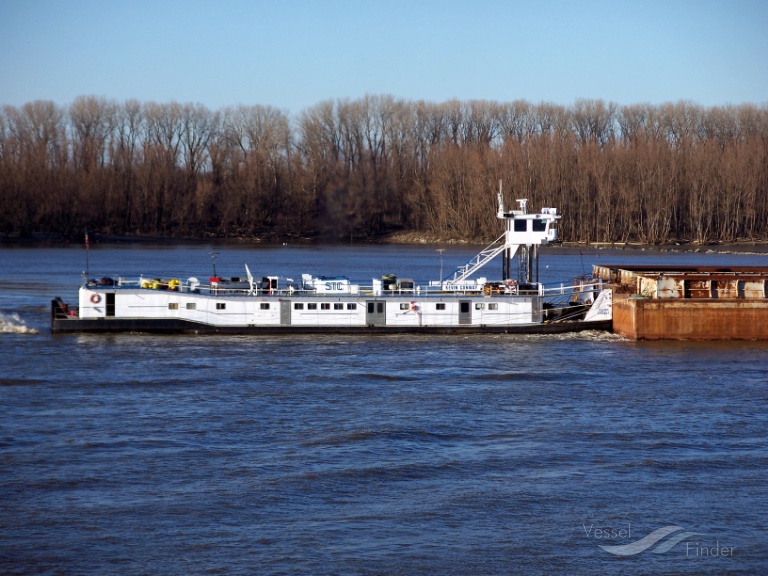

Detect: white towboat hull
[51, 286, 612, 335]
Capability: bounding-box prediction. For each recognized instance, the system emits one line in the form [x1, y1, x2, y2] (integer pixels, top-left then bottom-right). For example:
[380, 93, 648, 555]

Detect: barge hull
[612, 296, 768, 340]
[595, 264, 768, 340]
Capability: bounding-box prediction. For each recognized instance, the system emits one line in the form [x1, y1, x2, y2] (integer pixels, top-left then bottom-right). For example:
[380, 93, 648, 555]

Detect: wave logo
[598, 525, 703, 556]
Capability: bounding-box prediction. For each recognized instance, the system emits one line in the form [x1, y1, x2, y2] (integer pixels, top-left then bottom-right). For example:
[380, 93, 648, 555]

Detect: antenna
[437, 248, 445, 281]
[84, 230, 90, 278]
[497, 179, 504, 217]
[209, 252, 219, 277]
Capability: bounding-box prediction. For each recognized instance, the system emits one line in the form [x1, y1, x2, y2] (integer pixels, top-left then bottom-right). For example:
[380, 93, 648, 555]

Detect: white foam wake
[0, 312, 39, 334]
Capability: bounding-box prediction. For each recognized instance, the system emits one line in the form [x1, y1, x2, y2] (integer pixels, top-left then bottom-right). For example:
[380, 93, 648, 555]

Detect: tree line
[1, 95, 767, 244]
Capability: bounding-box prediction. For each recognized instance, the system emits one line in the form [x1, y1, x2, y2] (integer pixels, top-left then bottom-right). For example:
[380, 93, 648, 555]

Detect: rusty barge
[594, 264, 768, 340]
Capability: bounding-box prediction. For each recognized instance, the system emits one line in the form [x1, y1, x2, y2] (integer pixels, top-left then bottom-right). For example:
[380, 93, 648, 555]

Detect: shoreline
[3, 232, 768, 255]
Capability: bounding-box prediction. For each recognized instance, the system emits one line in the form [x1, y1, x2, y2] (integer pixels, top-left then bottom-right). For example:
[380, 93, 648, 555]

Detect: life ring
[90, 293, 102, 304]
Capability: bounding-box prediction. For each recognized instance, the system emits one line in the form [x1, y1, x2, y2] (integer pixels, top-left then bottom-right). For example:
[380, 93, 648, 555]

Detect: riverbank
[3, 230, 768, 256]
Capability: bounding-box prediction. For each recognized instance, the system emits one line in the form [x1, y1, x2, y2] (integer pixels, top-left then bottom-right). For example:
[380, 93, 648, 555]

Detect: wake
[0, 312, 39, 334]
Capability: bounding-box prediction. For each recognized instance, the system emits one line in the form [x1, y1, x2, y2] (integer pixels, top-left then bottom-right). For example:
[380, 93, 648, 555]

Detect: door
[366, 300, 386, 326]
[459, 300, 471, 325]
[280, 300, 291, 325]
[106, 293, 115, 317]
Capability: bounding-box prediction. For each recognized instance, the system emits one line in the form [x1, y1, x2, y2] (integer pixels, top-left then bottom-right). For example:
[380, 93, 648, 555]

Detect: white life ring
[90, 293, 102, 304]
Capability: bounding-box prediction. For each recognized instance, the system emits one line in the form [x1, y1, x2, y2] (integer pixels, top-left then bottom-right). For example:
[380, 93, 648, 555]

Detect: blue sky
[1, 0, 766, 115]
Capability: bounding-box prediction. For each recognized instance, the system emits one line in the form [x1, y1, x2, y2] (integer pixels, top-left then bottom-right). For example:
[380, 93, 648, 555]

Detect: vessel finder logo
[584, 522, 735, 557]
[597, 525, 702, 556]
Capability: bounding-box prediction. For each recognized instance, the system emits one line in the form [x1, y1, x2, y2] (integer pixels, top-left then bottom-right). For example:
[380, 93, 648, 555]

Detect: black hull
[51, 317, 612, 336]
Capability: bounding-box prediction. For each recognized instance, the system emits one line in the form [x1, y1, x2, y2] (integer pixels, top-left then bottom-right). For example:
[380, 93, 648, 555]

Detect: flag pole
[85, 230, 90, 279]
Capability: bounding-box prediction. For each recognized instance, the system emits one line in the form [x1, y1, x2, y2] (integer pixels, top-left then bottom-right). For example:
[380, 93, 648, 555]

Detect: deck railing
[90, 276, 606, 300]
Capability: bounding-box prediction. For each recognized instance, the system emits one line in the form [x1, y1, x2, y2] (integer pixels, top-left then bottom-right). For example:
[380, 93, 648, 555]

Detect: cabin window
[168, 303, 178, 310]
[475, 303, 484, 310]
[260, 303, 270, 310]
[399, 303, 410, 310]
[532, 219, 547, 232]
[488, 303, 498, 310]
[514, 219, 527, 232]
[216, 303, 226, 310]
[436, 303, 446, 310]
[186, 303, 196, 310]
[321, 303, 331, 310]
[294, 303, 304, 310]
[334, 303, 344, 310]
[347, 303, 357, 310]
[308, 303, 317, 310]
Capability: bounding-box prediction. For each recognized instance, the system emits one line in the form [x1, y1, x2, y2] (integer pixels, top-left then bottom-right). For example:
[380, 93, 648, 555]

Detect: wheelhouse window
[514, 219, 527, 232]
[532, 219, 547, 232]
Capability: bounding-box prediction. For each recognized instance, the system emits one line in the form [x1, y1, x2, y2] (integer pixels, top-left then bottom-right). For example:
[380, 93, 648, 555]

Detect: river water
[1, 242, 767, 575]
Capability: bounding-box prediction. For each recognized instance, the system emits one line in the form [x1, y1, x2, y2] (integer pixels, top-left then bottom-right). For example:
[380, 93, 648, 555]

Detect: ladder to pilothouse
[443, 233, 519, 284]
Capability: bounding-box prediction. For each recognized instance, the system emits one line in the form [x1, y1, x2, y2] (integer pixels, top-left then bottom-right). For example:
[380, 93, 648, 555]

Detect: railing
[442, 233, 511, 284]
[90, 276, 607, 301]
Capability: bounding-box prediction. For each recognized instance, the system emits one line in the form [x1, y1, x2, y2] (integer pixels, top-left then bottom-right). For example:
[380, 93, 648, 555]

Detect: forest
[1, 95, 767, 245]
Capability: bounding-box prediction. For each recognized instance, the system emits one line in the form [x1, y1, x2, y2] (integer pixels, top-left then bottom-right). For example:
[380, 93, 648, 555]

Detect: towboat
[51, 187, 612, 335]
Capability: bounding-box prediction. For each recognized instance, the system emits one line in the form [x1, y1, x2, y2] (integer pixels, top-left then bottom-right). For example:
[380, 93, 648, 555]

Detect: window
[168, 303, 179, 310]
[260, 303, 270, 310]
[308, 303, 317, 310]
[367, 302, 374, 313]
[436, 303, 446, 310]
[460, 302, 470, 313]
[216, 303, 226, 310]
[514, 219, 527, 232]
[334, 303, 344, 310]
[347, 303, 357, 310]
[475, 303, 484, 310]
[186, 303, 196, 310]
[321, 303, 331, 310]
[532, 219, 547, 232]
[488, 303, 498, 310]
[294, 303, 304, 310]
[399, 303, 410, 310]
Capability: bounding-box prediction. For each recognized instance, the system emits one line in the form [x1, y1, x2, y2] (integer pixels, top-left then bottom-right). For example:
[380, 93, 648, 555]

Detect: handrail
[442, 233, 512, 284]
[86, 276, 607, 299]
